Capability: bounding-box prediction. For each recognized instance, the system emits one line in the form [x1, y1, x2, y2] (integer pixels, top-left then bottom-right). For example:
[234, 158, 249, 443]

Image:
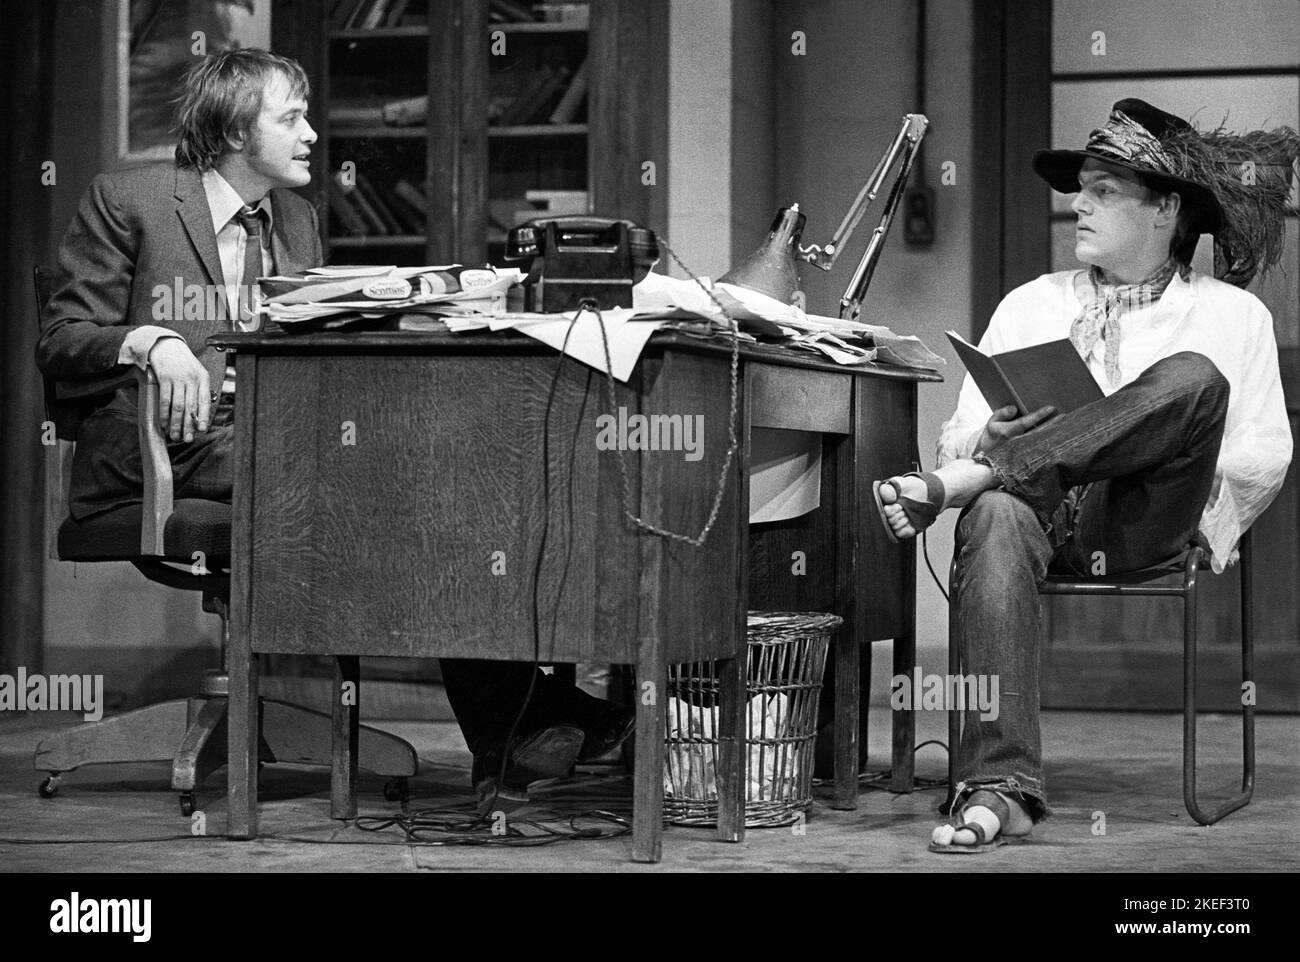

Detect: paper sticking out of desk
[442, 308, 668, 381]
[749, 427, 822, 523]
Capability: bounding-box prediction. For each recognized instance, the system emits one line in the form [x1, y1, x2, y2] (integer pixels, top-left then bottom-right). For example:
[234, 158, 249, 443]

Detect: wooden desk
[213, 329, 940, 861]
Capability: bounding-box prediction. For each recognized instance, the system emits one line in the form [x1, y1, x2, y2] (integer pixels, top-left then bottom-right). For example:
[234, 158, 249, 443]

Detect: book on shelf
[500, 190, 589, 230]
[327, 173, 368, 235]
[355, 173, 405, 235]
[381, 95, 428, 126]
[360, 0, 392, 30]
[344, 0, 372, 29]
[346, 0, 384, 29]
[497, 66, 568, 126]
[489, 0, 536, 23]
[330, 0, 362, 31]
[346, 176, 391, 235]
[536, 3, 590, 26]
[329, 102, 385, 126]
[391, 179, 431, 228]
[385, 0, 411, 27]
[384, 183, 427, 234]
[489, 198, 534, 235]
[516, 189, 588, 222]
[945, 330, 1103, 418]
[548, 55, 588, 123]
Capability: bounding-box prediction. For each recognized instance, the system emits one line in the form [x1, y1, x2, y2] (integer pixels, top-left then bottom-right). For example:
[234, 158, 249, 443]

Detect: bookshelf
[274, 0, 669, 269]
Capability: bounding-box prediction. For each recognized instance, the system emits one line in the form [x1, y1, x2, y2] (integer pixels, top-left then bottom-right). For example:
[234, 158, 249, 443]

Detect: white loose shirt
[936, 269, 1292, 573]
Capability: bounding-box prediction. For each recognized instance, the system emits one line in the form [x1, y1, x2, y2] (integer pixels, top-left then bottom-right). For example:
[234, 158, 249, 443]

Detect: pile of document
[262, 264, 523, 329]
[260, 265, 944, 381]
[435, 272, 944, 381]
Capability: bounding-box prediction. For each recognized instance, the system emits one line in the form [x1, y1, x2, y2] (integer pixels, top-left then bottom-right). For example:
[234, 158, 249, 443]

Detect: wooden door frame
[0, 1, 55, 675]
[970, 0, 1052, 340]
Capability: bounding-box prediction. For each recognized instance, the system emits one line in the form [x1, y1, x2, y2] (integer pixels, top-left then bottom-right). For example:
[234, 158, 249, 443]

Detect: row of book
[330, 0, 422, 31]
[490, 1, 588, 24]
[328, 172, 430, 237]
[330, 0, 587, 31]
[489, 58, 587, 125]
[328, 55, 587, 130]
[329, 96, 429, 128]
[488, 189, 588, 238]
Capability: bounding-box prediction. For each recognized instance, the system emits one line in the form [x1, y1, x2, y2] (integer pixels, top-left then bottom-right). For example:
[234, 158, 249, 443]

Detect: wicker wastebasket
[663, 611, 841, 827]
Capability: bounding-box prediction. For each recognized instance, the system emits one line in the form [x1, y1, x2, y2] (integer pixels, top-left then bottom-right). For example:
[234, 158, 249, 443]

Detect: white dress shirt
[117, 168, 273, 396]
[936, 268, 1292, 573]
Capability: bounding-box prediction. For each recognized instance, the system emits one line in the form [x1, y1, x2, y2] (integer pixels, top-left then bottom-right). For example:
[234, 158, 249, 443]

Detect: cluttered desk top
[210, 327, 945, 383]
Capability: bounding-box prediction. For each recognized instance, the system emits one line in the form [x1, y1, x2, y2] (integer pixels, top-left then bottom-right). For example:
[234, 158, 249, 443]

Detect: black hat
[1033, 98, 1224, 237]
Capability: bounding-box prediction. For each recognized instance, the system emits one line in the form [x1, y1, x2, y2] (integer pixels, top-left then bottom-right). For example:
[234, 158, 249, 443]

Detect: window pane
[1053, 0, 1300, 73]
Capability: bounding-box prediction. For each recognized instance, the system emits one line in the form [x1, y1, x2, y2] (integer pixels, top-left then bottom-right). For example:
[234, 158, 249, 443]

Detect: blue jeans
[951, 352, 1228, 821]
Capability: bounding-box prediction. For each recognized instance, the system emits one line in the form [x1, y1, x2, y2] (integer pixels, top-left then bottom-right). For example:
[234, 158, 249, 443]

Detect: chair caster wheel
[39, 776, 60, 799]
[179, 793, 196, 817]
[383, 777, 409, 803]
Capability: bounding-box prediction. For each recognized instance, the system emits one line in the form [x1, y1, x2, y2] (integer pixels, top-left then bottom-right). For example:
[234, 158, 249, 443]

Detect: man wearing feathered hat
[873, 99, 1297, 852]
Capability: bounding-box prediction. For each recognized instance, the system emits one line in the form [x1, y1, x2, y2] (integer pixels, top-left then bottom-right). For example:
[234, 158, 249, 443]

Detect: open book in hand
[946, 330, 1104, 419]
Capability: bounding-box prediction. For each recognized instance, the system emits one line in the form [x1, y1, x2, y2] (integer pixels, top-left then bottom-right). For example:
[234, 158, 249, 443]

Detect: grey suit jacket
[37, 163, 322, 398]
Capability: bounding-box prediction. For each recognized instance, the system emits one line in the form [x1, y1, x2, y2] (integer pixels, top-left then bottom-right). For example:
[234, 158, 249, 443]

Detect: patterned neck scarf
[1070, 258, 1184, 387]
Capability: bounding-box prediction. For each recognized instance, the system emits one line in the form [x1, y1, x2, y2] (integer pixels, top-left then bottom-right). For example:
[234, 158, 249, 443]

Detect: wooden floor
[1, 705, 1295, 872]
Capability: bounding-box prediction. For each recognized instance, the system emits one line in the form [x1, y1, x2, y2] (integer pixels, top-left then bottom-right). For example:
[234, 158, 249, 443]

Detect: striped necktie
[235, 204, 266, 332]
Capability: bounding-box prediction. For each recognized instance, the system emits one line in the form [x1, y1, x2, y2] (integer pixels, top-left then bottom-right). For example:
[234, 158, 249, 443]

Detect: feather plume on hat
[1162, 123, 1300, 288]
[1034, 99, 1300, 288]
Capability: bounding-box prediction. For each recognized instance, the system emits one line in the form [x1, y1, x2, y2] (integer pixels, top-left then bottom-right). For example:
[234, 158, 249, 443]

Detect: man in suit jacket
[38, 48, 320, 519]
[37, 48, 635, 813]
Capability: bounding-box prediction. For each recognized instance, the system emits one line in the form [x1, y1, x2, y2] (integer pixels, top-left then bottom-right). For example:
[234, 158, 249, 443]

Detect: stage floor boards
[2, 706, 1296, 872]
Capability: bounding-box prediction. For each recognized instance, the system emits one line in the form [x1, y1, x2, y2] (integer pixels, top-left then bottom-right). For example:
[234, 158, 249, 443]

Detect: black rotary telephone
[505, 216, 659, 312]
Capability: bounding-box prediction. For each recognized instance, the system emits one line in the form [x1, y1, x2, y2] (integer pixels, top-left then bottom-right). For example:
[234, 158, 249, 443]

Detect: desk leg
[632, 652, 665, 863]
[227, 353, 259, 838]
[227, 641, 258, 838]
[890, 628, 916, 793]
[332, 656, 359, 820]
[832, 637, 863, 810]
[716, 649, 747, 842]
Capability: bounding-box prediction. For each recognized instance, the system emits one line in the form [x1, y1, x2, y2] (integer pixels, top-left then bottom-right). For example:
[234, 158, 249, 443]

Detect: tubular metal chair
[945, 530, 1254, 825]
[33, 266, 417, 814]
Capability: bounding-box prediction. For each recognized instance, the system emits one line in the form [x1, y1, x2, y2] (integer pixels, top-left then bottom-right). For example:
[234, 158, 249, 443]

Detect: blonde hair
[174, 49, 309, 171]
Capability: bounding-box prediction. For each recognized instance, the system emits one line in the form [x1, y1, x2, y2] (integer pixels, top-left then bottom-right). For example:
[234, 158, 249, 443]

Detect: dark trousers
[69, 389, 599, 760]
[952, 352, 1229, 820]
[69, 384, 236, 519]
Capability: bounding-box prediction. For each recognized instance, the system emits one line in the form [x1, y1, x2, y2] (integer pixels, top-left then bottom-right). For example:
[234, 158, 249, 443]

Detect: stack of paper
[432, 271, 945, 380]
[263, 265, 524, 327]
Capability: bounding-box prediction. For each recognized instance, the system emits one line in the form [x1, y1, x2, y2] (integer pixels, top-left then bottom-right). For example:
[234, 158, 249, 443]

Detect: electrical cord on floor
[810, 738, 951, 793]
[350, 807, 632, 847]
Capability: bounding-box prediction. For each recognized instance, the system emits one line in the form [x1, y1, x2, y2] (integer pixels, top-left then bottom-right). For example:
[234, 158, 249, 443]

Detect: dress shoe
[577, 704, 636, 763]
[471, 723, 586, 801]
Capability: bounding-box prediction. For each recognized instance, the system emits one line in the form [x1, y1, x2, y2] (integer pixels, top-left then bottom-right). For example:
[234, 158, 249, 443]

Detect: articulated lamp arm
[797, 113, 929, 320]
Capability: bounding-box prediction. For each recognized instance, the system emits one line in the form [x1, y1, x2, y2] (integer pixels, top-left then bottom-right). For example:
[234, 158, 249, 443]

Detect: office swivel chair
[33, 266, 417, 815]
[945, 531, 1255, 826]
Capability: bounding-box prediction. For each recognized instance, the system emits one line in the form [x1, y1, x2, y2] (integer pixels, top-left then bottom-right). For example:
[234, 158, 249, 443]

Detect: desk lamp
[718, 113, 929, 321]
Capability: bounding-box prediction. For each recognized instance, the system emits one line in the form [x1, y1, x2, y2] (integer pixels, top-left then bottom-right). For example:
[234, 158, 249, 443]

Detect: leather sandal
[928, 790, 1018, 855]
[873, 471, 945, 543]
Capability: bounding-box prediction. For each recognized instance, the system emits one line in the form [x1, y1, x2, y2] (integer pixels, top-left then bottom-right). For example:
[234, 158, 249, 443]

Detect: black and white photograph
[0, 0, 1296, 921]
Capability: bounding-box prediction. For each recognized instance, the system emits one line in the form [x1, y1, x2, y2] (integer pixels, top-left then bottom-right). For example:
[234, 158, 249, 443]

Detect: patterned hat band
[1085, 109, 1178, 176]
